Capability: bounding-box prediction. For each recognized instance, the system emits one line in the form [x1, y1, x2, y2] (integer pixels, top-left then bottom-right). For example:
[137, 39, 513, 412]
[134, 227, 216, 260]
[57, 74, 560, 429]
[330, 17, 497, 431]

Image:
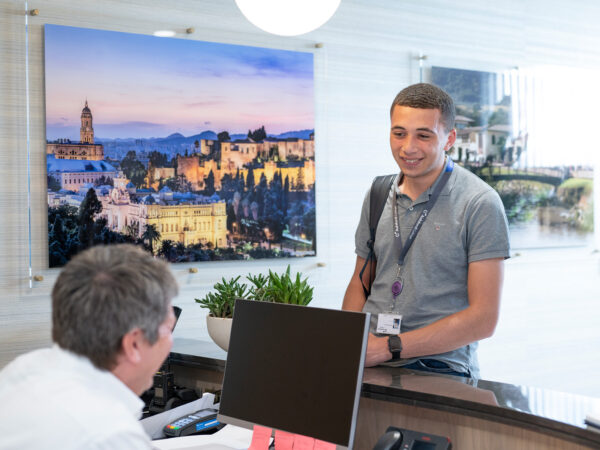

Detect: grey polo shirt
[355, 163, 510, 378]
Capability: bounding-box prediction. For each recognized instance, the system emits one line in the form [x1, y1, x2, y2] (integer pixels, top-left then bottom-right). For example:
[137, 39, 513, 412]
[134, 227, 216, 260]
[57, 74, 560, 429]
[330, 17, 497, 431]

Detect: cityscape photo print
[45, 25, 315, 266]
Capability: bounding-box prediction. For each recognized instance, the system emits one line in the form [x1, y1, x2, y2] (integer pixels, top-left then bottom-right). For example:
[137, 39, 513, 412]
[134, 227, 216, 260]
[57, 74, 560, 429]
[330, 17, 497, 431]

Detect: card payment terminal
[163, 408, 223, 437]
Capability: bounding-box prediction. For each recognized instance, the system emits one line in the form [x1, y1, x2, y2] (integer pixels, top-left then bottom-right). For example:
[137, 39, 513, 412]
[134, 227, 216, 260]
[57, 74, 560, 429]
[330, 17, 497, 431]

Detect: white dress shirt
[0, 344, 152, 449]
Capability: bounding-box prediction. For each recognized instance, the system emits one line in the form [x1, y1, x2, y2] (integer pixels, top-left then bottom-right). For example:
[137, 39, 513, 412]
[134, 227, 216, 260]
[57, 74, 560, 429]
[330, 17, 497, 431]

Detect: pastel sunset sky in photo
[44, 25, 314, 140]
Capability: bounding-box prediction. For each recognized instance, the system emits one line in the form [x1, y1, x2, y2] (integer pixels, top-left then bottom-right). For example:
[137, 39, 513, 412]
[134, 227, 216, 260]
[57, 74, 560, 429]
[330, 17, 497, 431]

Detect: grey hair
[52, 244, 178, 370]
[390, 83, 456, 132]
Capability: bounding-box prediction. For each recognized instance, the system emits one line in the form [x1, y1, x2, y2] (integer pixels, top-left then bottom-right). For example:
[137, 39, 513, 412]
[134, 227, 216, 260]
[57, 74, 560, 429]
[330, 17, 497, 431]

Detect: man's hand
[365, 333, 392, 367]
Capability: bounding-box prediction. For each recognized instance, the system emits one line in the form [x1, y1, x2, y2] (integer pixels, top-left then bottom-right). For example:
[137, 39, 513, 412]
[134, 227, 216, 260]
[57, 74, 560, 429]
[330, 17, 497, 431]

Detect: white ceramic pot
[206, 315, 233, 352]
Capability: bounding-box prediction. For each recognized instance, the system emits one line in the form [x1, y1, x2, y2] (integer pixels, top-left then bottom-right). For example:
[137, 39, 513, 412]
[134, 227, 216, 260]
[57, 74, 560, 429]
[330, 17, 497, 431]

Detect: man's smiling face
[390, 105, 455, 189]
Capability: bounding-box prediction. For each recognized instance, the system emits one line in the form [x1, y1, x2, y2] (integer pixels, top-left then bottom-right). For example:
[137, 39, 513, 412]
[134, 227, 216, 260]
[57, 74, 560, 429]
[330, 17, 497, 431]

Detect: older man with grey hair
[0, 244, 178, 449]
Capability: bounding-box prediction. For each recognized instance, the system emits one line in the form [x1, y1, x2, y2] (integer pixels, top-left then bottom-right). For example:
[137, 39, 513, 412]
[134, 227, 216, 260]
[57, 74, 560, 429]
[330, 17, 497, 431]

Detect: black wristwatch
[388, 335, 402, 361]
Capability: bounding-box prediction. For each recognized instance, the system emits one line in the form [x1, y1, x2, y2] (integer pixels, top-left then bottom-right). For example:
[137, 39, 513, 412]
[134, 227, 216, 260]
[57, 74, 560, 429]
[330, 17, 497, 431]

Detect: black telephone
[163, 408, 223, 437]
[373, 426, 451, 450]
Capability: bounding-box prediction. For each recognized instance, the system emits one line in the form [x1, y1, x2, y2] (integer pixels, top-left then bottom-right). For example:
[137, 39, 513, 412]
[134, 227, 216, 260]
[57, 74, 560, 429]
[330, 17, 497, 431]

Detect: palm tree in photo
[175, 242, 186, 261]
[123, 222, 139, 241]
[159, 239, 174, 261]
[142, 223, 161, 255]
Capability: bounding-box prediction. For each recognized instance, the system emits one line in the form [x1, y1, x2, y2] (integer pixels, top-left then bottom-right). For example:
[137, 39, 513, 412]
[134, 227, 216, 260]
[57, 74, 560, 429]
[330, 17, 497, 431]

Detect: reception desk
[169, 338, 600, 449]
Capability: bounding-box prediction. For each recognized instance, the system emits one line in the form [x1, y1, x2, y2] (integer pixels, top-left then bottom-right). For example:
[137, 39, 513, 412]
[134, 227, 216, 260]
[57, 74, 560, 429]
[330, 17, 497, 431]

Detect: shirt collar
[54, 345, 145, 418]
[394, 158, 457, 205]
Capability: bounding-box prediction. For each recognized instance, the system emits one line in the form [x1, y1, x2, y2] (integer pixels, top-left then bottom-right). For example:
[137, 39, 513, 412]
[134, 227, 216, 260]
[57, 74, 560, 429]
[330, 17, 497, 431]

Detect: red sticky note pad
[293, 434, 315, 450]
[274, 430, 295, 450]
[249, 425, 272, 450]
[314, 440, 336, 450]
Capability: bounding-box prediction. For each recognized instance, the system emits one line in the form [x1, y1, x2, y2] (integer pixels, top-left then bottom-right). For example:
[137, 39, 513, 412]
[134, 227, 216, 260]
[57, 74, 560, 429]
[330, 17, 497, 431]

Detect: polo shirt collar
[395, 157, 458, 206]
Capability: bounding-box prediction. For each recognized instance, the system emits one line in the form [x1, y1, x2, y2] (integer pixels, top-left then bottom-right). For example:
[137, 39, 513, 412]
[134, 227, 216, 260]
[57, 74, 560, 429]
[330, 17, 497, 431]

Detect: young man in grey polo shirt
[342, 83, 510, 378]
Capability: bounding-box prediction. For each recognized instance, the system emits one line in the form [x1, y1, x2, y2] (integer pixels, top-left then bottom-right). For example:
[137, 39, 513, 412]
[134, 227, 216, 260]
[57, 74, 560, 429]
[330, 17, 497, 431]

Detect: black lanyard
[392, 158, 454, 266]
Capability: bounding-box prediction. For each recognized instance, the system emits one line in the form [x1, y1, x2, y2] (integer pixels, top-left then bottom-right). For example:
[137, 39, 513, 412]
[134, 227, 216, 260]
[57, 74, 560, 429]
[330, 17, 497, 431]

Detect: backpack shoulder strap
[359, 174, 396, 298]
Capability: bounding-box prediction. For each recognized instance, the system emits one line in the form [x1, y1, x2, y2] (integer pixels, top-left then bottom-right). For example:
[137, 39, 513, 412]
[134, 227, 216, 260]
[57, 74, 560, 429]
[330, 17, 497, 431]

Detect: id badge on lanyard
[380, 157, 454, 330]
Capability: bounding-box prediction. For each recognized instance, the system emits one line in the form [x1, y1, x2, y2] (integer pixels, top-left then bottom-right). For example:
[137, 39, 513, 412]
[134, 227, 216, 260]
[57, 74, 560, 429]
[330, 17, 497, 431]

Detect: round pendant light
[235, 0, 341, 36]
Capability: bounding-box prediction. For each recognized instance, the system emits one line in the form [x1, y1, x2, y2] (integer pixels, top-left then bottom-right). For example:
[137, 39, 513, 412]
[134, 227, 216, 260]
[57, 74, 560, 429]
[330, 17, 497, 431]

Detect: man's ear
[120, 328, 144, 364]
[444, 128, 457, 151]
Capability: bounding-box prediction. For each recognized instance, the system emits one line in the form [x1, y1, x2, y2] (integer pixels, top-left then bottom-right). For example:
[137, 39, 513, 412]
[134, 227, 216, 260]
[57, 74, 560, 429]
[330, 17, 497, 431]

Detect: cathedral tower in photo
[80, 100, 94, 144]
[46, 100, 104, 161]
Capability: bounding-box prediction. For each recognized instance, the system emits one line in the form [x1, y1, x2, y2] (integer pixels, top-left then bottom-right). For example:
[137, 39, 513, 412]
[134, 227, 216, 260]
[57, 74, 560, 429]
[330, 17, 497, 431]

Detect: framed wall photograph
[45, 25, 315, 267]
[432, 66, 594, 249]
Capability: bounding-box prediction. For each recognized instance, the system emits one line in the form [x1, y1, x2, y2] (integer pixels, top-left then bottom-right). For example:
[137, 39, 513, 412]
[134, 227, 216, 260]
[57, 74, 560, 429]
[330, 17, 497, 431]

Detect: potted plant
[195, 266, 313, 351]
[261, 266, 314, 305]
[195, 275, 247, 351]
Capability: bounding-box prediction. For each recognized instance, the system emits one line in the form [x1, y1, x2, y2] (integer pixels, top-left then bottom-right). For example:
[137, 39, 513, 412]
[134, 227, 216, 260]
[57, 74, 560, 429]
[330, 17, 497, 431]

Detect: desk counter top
[169, 338, 600, 448]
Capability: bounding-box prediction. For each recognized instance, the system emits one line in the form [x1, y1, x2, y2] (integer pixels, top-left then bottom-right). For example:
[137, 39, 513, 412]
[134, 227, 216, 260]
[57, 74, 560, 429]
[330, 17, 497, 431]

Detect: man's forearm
[365, 305, 494, 366]
[366, 258, 503, 366]
[399, 257, 504, 358]
[399, 305, 496, 358]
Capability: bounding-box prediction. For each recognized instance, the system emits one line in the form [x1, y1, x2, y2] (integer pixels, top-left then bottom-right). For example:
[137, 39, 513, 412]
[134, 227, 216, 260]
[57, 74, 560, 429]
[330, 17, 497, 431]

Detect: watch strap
[388, 335, 402, 361]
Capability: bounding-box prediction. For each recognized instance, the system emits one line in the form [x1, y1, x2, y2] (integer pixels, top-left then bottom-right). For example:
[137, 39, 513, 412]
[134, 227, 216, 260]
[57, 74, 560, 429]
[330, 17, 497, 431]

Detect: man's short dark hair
[390, 83, 456, 131]
[52, 244, 178, 370]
